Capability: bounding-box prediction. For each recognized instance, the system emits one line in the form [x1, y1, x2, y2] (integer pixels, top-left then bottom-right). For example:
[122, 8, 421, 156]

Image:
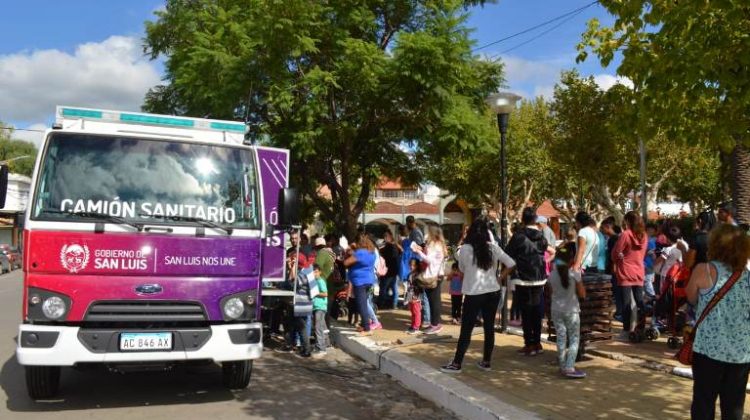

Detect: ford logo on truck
[134, 284, 163, 295]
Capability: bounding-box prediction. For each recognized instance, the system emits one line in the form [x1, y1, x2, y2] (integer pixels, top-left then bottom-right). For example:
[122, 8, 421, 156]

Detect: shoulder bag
[676, 267, 743, 365]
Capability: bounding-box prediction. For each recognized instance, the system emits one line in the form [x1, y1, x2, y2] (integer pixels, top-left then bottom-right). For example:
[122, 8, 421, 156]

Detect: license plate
[119, 332, 173, 351]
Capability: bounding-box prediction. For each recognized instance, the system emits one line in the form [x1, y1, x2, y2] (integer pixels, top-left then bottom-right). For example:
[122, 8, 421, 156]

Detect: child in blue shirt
[449, 262, 463, 325]
[311, 264, 329, 357]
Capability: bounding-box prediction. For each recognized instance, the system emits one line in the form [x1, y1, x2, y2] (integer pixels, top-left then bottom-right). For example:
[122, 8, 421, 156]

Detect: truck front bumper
[16, 323, 263, 366]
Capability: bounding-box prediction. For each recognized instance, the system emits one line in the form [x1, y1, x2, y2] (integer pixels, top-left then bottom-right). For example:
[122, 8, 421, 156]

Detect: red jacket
[611, 229, 648, 286]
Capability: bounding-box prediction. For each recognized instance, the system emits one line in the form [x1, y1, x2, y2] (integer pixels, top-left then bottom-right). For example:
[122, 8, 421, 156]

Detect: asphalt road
[0, 270, 453, 419]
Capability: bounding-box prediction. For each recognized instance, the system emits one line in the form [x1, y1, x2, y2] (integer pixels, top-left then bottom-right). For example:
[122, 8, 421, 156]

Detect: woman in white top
[414, 226, 448, 334]
[572, 211, 599, 273]
[441, 218, 515, 374]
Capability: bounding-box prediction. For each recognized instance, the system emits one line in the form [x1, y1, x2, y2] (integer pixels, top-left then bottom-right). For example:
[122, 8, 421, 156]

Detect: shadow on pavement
[0, 354, 235, 412]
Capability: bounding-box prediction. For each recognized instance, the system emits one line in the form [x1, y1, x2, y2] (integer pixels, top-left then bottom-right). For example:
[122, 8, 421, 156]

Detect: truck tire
[25, 366, 61, 399]
[222, 360, 252, 389]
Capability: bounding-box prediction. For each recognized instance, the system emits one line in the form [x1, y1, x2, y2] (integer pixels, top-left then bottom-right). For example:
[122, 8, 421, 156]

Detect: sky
[0, 0, 628, 147]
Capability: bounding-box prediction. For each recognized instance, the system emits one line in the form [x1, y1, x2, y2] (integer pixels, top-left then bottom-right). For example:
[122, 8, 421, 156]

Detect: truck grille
[83, 301, 208, 327]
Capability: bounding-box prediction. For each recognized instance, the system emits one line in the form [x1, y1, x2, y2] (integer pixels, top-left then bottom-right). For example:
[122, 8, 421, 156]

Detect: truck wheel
[25, 366, 61, 399]
[222, 360, 252, 390]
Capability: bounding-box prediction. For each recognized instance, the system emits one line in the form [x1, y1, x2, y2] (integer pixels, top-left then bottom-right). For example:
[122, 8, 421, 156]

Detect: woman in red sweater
[611, 211, 648, 336]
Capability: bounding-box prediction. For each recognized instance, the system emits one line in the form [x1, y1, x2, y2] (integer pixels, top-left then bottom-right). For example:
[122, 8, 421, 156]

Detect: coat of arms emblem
[60, 244, 90, 273]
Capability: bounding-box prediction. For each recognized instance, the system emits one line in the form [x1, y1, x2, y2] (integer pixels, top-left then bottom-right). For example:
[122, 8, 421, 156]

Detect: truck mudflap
[16, 323, 263, 366]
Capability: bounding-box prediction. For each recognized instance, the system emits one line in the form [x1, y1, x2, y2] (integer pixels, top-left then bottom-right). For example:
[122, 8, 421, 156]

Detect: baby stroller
[662, 263, 690, 349]
[630, 263, 689, 343]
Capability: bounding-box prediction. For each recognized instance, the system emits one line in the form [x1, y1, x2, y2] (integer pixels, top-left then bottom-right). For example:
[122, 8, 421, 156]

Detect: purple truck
[11, 107, 297, 399]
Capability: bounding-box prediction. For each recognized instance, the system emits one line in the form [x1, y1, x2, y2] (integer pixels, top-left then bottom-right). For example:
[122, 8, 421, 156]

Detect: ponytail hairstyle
[555, 241, 577, 289]
[465, 217, 493, 270]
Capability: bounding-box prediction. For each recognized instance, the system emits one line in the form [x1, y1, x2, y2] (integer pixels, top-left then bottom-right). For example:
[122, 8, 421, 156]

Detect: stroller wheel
[645, 328, 660, 341]
[667, 337, 681, 349]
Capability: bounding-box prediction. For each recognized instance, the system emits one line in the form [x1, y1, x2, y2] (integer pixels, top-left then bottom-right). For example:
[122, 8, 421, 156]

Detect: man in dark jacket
[506, 207, 550, 356]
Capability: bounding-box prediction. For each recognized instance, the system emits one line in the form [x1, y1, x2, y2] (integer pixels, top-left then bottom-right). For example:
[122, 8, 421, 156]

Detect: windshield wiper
[141, 213, 233, 236]
[42, 209, 143, 231]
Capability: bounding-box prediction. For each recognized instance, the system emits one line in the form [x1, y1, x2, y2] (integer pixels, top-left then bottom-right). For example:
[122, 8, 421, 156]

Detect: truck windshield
[32, 132, 260, 229]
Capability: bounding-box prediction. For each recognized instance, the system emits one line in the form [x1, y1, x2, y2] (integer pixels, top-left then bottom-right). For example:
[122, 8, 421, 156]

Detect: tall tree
[549, 71, 634, 222]
[143, 0, 503, 238]
[578, 1, 750, 222]
[427, 97, 554, 229]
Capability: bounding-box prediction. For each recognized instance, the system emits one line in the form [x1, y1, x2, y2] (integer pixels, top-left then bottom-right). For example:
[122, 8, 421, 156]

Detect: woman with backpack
[506, 207, 552, 356]
[440, 217, 516, 373]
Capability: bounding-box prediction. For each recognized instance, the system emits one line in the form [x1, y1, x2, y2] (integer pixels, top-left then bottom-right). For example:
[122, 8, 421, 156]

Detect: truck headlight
[223, 297, 245, 320]
[42, 296, 67, 320]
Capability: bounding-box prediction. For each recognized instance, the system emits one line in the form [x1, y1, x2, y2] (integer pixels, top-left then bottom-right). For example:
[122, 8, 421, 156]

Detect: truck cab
[11, 106, 294, 399]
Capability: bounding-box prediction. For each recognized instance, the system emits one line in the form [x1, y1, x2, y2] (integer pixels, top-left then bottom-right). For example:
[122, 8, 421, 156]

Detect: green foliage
[143, 0, 503, 237]
[577, 0, 750, 149]
[546, 71, 720, 220]
[0, 124, 38, 176]
[427, 97, 554, 222]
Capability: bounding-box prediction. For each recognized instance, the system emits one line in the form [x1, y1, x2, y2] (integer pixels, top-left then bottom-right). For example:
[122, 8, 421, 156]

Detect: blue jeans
[287, 314, 312, 350]
[367, 289, 379, 324]
[551, 311, 580, 370]
[420, 291, 431, 326]
[354, 285, 372, 331]
[378, 276, 399, 309]
[644, 273, 656, 297]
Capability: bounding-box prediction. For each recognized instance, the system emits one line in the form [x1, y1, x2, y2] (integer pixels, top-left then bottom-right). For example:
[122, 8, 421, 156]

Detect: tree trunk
[732, 145, 750, 224]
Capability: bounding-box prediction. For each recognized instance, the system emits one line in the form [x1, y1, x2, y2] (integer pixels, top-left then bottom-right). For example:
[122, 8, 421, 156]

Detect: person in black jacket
[506, 207, 551, 356]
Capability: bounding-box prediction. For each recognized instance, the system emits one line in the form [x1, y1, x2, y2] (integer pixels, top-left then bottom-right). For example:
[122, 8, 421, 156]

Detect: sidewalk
[329, 290, 750, 419]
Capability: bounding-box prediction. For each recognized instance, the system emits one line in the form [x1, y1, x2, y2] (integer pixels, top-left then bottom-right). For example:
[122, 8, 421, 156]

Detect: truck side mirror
[0, 166, 8, 209]
[277, 188, 300, 227]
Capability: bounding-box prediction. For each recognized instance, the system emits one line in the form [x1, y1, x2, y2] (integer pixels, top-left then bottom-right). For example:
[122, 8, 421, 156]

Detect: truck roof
[55, 106, 248, 146]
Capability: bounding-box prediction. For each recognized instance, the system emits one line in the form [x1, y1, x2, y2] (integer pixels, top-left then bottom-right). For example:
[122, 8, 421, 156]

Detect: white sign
[60, 198, 236, 224]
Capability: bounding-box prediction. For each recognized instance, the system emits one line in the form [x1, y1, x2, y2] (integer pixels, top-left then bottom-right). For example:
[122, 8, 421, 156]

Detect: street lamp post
[486, 91, 521, 333]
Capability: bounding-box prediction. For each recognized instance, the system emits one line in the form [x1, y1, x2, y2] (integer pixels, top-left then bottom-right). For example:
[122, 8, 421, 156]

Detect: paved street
[0, 271, 453, 419]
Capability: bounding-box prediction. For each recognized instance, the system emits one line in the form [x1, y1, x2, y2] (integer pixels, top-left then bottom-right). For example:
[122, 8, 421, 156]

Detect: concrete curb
[330, 326, 540, 420]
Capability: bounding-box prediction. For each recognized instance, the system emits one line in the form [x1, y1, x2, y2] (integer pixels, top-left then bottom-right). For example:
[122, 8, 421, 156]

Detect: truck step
[261, 289, 295, 297]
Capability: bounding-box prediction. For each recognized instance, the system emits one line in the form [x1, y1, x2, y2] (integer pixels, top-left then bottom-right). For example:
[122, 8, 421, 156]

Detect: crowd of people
[268, 203, 750, 419]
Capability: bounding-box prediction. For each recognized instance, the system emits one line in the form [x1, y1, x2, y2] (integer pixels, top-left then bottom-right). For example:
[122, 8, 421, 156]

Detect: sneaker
[425, 325, 443, 335]
[562, 368, 587, 379]
[406, 327, 420, 335]
[311, 350, 327, 358]
[476, 361, 491, 372]
[297, 351, 312, 358]
[517, 345, 531, 355]
[371, 322, 383, 330]
[534, 343, 544, 355]
[440, 362, 462, 374]
[274, 345, 294, 353]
